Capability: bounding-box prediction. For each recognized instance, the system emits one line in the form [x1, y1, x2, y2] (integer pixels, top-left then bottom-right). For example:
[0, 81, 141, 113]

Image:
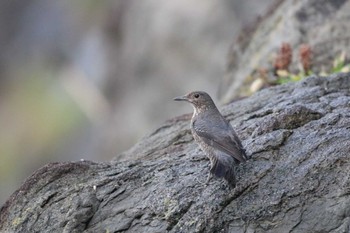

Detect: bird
[174, 91, 247, 187]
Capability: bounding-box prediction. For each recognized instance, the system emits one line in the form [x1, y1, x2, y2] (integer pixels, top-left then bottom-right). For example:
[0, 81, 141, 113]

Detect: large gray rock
[221, 0, 350, 102]
[1, 73, 350, 232]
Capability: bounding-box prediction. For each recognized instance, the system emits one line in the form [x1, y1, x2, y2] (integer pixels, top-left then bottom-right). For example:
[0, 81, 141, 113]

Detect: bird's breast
[191, 125, 215, 160]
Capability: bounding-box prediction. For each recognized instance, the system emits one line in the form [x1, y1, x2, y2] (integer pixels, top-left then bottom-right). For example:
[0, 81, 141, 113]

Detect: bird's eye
[194, 94, 200, 98]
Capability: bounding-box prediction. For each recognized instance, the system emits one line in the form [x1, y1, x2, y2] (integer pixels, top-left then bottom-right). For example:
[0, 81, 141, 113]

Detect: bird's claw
[195, 177, 208, 186]
[205, 173, 213, 184]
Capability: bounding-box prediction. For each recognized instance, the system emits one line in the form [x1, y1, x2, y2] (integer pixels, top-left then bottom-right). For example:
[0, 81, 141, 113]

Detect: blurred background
[0, 0, 274, 205]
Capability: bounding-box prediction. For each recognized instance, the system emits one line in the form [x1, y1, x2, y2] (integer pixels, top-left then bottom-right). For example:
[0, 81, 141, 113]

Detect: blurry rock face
[221, 0, 350, 102]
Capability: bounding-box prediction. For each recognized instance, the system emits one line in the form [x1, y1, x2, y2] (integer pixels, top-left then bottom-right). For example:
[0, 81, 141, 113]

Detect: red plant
[274, 42, 292, 72]
[299, 44, 312, 73]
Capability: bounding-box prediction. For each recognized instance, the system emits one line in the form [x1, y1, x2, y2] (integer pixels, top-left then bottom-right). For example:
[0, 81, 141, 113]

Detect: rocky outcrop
[221, 0, 350, 102]
[1, 73, 350, 232]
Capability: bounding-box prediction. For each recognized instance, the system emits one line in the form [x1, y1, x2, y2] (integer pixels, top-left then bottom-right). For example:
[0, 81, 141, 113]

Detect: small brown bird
[174, 91, 247, 187]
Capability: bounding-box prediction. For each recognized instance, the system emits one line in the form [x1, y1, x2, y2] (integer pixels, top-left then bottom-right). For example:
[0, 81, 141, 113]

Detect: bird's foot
[195, 177, 208, 186]
[206, 173, 213, 184]
[194, 173, 213, 187]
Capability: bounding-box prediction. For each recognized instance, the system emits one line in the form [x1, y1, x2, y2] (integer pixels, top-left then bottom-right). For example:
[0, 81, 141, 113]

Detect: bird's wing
[193, 119, 246, 163]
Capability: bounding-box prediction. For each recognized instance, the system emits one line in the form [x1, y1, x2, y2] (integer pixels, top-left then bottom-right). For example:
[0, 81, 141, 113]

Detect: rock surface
[1, 73, 350, 232]
[221, 0, 350, 102]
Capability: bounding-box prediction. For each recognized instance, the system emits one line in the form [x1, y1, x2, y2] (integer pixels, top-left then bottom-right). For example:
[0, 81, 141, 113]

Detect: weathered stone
[221, 0, 350, 102]
[1, 73, 350, 232]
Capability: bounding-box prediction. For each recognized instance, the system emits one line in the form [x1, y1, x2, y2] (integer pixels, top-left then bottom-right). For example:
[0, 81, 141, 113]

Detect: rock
[221, 0, 350, 102]
[1, 73, 350, 232]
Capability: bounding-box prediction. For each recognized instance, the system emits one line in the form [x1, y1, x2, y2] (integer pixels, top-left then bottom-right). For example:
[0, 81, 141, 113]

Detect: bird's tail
[210, 154, 237, 188]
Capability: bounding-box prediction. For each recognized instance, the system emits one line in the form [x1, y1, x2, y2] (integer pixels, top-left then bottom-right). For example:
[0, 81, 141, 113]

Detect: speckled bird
[174, 91, 247, 187]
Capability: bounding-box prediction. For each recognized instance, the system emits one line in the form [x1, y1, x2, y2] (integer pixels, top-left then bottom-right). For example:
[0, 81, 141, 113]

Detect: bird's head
[174, 91, 216, 112]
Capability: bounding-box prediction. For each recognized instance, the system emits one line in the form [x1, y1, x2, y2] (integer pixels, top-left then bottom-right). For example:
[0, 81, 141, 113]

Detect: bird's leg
[194, 155, 213, 186]
[205, 159, 215, 184]
[206, 173, 213, 184]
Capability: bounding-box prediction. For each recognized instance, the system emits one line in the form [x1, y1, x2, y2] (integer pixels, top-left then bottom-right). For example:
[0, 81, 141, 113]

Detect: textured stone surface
[221, 0, 350, 102]
[1, 73, 350, 232]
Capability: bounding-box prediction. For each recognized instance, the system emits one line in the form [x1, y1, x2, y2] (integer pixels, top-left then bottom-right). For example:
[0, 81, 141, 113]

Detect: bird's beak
[173, 95, 188, 101]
